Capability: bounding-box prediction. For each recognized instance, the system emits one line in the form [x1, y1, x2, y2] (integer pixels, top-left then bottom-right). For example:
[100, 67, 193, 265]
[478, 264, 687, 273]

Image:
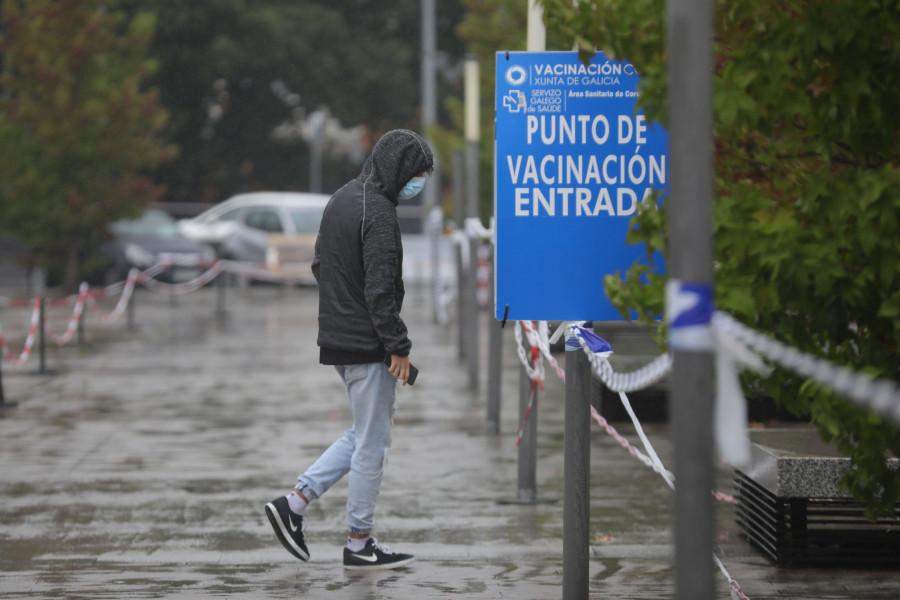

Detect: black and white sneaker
[343, 537, 415, 570]
[265, 496, 309, 561]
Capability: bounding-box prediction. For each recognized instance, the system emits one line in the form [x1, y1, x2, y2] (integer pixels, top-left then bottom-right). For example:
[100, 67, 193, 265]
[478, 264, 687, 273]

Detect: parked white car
[178, 192, 330, 251]
[178, 191, 456, 287]
[177, 192, 331, 263]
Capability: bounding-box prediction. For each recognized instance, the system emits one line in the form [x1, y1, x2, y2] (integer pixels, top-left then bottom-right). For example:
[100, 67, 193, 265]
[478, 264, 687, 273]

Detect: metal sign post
[494, 50, 670, 600]
[465, 55, 480, 391]
[517, 345, 539, 502]
[668, 0, 716, 598]
[486, 243, 502, 434]
[563, 336, 591, 600]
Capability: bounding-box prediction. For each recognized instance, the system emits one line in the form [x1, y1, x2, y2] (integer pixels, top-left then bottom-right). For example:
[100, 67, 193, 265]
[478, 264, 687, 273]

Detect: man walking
[265, 129, 433, 570]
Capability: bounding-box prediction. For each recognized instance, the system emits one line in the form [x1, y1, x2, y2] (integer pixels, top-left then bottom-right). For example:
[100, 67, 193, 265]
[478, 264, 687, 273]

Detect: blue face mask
[398, 176, 426, 200]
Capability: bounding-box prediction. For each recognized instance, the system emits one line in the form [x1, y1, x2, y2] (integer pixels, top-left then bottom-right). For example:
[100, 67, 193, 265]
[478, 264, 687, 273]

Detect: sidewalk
[1, 284, 899, 599]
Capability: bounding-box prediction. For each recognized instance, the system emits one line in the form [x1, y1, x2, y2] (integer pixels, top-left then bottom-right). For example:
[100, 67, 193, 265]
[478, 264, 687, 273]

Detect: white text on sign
[510, 113, 665, 217]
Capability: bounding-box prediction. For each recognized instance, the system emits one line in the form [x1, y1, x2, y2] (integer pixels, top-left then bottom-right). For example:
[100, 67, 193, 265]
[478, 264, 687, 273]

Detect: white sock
[346, 536, 369, 552]
[286, 491, 307, 515]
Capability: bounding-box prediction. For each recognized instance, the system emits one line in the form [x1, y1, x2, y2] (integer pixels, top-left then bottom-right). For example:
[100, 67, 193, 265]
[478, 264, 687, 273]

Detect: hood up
[358, 129, 434, 205]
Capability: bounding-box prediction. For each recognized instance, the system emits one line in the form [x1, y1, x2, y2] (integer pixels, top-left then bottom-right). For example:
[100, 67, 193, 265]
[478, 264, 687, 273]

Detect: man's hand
[388, 354, 411, 385]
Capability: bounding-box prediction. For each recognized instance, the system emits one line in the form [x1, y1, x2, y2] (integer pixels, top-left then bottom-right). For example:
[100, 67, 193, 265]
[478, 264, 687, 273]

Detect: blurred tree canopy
[119, 0, 467, 202]
[1, 0, 466, 284]
[0, 0, 175, 289]
[433, 0, 570, 223]
[542, 0, 900, 517]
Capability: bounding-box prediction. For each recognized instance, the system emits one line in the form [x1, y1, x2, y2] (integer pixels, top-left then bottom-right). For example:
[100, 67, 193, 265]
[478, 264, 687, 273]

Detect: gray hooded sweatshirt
[312, 129, 434, 363]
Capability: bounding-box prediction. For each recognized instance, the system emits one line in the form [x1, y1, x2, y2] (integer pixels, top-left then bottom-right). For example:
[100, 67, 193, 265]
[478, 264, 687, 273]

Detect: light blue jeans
[296, 362, 396, 535]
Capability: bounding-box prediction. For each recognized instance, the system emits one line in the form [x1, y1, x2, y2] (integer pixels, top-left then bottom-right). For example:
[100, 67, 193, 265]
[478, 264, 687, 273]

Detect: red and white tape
[0, 298, 40, 368]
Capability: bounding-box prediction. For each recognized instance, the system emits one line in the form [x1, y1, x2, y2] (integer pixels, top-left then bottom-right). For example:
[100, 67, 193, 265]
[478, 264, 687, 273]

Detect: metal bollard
[38, 297, 47, 375]
[0, 359, 6, 406]
[464, 104, 480, 390]
[517, 348, 538, 502]
[455, 243, 466, 361]
[215, 267, 228, 323]
[452, 149, 466, 361]
[466, 236, 480, 390]
[563, 336, 591, 600]
[486, 244, 502, 434]
[429, 207, 440, 324]
[127, 288, 137, 332]
[77, 302, 86, 347]
[0, 356, 17, 409]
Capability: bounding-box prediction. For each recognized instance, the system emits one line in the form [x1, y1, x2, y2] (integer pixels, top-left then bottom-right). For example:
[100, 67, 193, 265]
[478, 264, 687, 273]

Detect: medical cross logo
[503, 90, 526, 113]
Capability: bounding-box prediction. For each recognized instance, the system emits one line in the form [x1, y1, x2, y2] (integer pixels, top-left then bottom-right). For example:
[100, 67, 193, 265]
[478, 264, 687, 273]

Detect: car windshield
[110, 210, 181, 240]
[213, 208, 243, 223]
[290, 207, 324, 234]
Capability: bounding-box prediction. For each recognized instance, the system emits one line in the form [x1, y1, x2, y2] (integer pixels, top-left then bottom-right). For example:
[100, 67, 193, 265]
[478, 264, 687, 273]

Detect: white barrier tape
[2, 260, 214, 367]
[86, 269, 140, 324]
[667, 279, 715, 352]
[1, 260, 211, 368]
[558, 323, 741, 504]
[426, 205, 443, 235]
[155, 254, 215, 268]
[551, 320, 579, 345]
[573, 324, 673, 393]
[0, 294, 47, 309]
[713, 325, 772, 468]
[523, 319, 566, 380]
[0, 297, 40, 368]
[589, 406, 660, 472]
[93, 279, 126, 299]
[18, 301, 40, 368]
[570, 327, 677, 485]
[715, 553, 751, 600]
[514, 321, 544, 381]
[464, 216, 493, 241]
[137, 260, 172, 281]
[712, 312, 900, 424]
[220, 259, 315, 283]
[1, 261, 224, 369]
[451, 218, 494, 269]
[614, 385, 675, 490]
[427, 208, 452, 327]
[450, 230, 471, 268]
[572, 328, 749, 599]
[513, 321, 546, 447]
[566, 329, 674, 477]
[44, 283, 88, 346]
[1, 275, 138, 369]
[138, 261, 223, 294]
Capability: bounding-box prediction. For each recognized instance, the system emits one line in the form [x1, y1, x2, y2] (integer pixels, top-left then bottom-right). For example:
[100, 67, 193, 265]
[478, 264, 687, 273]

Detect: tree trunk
[63, 242, 80, 293]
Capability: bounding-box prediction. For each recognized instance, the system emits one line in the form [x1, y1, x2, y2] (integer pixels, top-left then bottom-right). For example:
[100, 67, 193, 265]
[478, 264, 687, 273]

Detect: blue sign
[494, 51, 668, 321]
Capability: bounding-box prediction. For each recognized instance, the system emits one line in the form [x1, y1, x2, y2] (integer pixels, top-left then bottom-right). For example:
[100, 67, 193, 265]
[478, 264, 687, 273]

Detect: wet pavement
[2, 283, 900, 599]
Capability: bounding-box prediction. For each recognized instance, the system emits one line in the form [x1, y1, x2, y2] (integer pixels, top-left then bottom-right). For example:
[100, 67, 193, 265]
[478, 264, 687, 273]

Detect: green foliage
[603, 193, 668, 345]
[543, 0, 900, 517]
[429, 0, 527, 223]
[0, 0, 175, 288]
[542, 0, 667, 120]
[438, 0, 572, 223]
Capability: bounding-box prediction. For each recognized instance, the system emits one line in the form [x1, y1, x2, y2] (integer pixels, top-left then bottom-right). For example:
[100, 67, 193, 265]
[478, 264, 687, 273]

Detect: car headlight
[124, 242, 156, 267]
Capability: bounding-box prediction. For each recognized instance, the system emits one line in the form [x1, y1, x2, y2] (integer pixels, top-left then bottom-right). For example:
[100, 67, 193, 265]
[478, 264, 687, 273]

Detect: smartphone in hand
[384, 354, 418, 385]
